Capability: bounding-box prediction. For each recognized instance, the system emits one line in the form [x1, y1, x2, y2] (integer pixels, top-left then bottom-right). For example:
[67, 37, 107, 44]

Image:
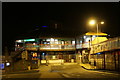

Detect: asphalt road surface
[1, 64, 120, 79]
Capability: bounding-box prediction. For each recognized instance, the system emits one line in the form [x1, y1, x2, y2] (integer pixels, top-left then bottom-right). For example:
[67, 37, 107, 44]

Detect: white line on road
[62, 73, 70, 78]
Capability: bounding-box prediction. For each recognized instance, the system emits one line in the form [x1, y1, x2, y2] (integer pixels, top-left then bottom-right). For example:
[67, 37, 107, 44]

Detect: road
[1, 63, 120, 79]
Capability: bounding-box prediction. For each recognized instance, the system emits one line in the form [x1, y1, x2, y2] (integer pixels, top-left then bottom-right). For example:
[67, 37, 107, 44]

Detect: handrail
[25, 44, 75, 45]
[90, 37, 120, 54]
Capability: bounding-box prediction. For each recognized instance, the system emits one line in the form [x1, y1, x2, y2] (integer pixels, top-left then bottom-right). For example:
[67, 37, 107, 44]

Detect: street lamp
[88, 20, 104, 65]
[89, 20, 96, 25]
[101, 21, 104, 24]
[89, 20, 104, 38]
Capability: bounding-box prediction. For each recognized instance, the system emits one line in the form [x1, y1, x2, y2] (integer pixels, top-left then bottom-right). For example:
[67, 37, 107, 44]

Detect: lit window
[72, 41, 75, 44]
[51, 38, 54, 41]
[62, 41, 64, 44]
[46, 39, 50, 41]
[55, 39, 58, 41]
[84, 36, 86, 39]
[33, 43, 36, 45]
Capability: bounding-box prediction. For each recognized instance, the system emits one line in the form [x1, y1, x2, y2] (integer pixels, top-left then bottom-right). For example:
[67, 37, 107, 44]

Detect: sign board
[24, 39, 35, 42]
[0, 63, 5, 69]
[33, 53, 37, 57]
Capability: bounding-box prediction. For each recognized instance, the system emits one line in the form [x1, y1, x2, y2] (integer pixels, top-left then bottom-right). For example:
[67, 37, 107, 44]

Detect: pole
[97, 24, 99, 44]
[55, 24, 57, 29]
[88, 40, 90, 63]
[97, 24, 99, 37]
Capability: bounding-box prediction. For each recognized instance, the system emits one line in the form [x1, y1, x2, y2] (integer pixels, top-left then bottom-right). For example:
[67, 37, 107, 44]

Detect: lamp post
[88, 20, 104, 64]
[89, 20, 104, 43]
[96, 23, 99, 38]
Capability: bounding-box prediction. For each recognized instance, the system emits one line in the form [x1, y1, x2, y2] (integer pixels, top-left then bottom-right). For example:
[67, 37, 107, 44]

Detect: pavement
[1, 63, 120, 79]
[79, 63, 97, 69]
[37, 65, 64, 78]
[58, 63, 120, 78]
[0, 63, 96, 75]
[1, 62, 118, 74]
[1, 69, 39, 75]
[79, 63, 120, 74]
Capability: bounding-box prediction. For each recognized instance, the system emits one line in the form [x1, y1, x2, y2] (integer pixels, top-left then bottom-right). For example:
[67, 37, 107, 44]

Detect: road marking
[62, 73, 70, 78]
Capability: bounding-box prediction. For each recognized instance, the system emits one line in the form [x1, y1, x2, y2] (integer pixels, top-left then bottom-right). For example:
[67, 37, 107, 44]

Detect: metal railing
[90, 37, 120, 54]
[24, 44, 75, 50]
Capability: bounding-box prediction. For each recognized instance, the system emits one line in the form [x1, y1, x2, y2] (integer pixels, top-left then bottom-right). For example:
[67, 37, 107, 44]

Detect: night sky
[2, 2, 120, 52]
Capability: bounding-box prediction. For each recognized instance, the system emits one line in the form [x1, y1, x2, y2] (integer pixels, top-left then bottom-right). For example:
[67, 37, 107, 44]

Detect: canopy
[91, 37, 108, 45]
[85, 32, 108, 36]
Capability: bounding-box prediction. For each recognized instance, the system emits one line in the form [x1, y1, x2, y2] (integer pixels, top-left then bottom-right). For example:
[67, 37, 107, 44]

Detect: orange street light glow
[101, 21, 104, 24]
[89, 20, 96, 25]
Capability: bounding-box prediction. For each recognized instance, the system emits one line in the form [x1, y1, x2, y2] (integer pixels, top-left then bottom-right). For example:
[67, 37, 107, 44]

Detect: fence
[90, 37, 120, 54]
[25, 44, 75, 51]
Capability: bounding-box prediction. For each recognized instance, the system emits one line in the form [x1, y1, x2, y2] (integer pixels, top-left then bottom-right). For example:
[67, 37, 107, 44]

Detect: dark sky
[2, 2, 120, 51]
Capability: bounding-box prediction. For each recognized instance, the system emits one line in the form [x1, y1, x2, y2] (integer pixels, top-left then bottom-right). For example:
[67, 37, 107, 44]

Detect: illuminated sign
[6, 63, 10, 66]
[33, 53, 37, 57]
[24, 39, 35, 42]
[0, 63, 4, 69]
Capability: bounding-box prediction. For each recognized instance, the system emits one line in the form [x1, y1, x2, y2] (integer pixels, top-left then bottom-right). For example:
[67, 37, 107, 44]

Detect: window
[46, 39, 50, 41]
[72, 41, 75, 44]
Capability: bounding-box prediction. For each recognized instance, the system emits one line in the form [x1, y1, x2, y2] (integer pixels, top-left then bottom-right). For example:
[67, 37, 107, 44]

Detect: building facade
[75, 32, 108, 64]
[15, 37, 76, 65]
[14, 32, 120, 71]
[90, 37, 120, 71]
